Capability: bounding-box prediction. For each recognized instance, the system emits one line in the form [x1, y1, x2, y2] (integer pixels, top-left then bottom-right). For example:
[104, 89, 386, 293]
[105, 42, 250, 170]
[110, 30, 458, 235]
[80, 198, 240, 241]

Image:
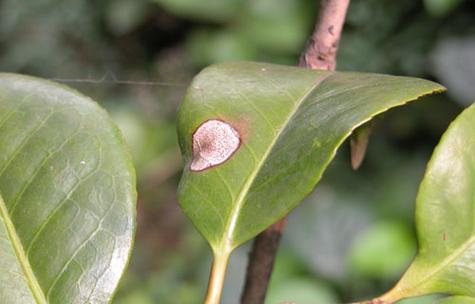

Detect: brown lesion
[190, 119, 241, 172]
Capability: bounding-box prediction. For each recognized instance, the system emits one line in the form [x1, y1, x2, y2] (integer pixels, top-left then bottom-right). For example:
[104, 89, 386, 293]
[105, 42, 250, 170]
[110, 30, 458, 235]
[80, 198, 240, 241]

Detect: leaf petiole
[204, 250, 231, 304]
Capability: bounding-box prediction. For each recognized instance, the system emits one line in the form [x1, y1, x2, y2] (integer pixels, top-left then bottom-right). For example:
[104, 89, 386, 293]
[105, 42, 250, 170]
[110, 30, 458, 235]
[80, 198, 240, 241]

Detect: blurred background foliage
[0, 0, 474, 303]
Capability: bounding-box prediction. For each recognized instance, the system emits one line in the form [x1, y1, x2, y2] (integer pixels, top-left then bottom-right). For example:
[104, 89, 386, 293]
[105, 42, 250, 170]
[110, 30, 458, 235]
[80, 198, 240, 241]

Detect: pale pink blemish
[190, 119, 240, 171]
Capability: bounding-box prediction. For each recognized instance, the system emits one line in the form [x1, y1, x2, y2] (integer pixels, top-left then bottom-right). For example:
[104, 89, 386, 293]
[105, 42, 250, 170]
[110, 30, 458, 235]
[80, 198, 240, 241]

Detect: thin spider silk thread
[48, 77, 186, 87]
[47, 70, 187, 87]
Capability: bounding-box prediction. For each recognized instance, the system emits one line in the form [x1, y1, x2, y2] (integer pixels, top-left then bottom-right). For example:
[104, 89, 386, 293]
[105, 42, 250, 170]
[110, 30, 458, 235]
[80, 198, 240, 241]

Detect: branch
[300, 0, 351, 71]
[241, 218, 287, 304]
[240, 1, 351, 303]
[301, 0, 370, 170]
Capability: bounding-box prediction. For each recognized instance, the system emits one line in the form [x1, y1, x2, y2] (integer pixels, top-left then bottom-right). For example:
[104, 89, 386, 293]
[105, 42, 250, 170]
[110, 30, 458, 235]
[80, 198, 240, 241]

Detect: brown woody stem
[300, 0, 351, 71]
[241, 217, 287, 304]
[240, 2, 351, 303]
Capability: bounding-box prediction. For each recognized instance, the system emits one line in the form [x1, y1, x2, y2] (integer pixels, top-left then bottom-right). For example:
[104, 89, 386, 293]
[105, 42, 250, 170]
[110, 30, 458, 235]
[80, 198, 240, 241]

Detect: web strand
[48, 77, 187, 87]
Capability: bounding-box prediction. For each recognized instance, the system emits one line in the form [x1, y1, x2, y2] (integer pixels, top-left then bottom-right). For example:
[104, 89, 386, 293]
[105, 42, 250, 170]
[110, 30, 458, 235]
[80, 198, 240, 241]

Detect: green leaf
[186, 30, 258, 67]
[349, 221, 416, 279]
[371, 104, 475, 303]
[176, 61, 444, 302]
[398, 294, 442, 304]
[439, 297, 475, 304]
[152, 0, 240, 22]
[424, 0, 465, 17]
[178, 61, 443, 254]
[238, 0, 311, 53]
[0, 74, 136, 304]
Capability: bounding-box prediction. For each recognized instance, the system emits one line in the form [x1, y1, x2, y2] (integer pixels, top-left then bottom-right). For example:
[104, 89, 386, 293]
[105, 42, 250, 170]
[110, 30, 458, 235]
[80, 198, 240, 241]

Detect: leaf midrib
[0, 194, 47, 304]
[221, 72, 333, 252]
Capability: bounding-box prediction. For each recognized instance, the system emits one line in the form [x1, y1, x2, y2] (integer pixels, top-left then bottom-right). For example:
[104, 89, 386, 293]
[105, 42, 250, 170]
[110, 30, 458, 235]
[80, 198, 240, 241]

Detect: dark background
[1, 0, 474, 303]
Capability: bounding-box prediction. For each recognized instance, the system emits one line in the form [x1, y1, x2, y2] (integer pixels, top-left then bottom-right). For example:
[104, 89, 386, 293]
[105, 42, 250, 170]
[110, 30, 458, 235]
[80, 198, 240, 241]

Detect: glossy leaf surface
[177, 61, 444, 254]
[0, 74, 136, 304]
[375, 104, 475, 302]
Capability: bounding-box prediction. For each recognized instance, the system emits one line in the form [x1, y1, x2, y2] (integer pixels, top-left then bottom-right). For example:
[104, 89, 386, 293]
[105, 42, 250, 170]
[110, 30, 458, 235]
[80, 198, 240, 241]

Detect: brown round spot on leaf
[191, 119, 240, 171]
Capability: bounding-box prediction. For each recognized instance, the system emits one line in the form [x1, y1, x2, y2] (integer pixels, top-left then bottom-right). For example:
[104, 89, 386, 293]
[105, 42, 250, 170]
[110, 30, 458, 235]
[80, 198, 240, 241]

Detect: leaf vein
[46, 188, 116, 300]
[25, 153, 102, 255]
[8, 128, 83, 215]
[0, 110, 55, 178]
[222, 72, 333, 250]
[0, 195, 48, 304]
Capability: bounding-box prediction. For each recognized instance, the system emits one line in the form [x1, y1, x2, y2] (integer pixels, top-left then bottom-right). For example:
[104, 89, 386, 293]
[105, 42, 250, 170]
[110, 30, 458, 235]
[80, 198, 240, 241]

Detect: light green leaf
[439, 296, 475, 304]
[370, 104, 475, 303]
[349, 221, 416, 279]
[0, 74, 136, 304]
[398, 294, 442, 304]
[176, 61, 444, 302]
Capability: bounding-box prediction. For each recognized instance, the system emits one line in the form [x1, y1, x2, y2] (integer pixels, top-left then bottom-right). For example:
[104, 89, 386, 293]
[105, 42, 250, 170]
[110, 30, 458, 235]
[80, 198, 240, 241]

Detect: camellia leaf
[176, 61, 444, 303]
[368, 104, 475, 303]
[438, 297, 475, 304]
[0, 74, 136, 304]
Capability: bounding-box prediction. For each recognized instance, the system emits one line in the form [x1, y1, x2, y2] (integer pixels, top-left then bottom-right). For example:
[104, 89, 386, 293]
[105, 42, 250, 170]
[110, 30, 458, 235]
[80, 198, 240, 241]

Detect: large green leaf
[0, 74, 136, 304]
[369, 104, 475, 303]
[177, 61, 444, 302]
[177, 62, 444, 256]
[177, 63, 446, 304]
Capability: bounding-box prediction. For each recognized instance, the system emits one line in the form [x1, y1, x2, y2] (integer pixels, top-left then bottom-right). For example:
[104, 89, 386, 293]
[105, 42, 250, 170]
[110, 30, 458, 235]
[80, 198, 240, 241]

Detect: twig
[241, 217, 287, 304]
[240, 1, 350, 303]
[301, 0, 371, 170]
[300, 0, 351, 71]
